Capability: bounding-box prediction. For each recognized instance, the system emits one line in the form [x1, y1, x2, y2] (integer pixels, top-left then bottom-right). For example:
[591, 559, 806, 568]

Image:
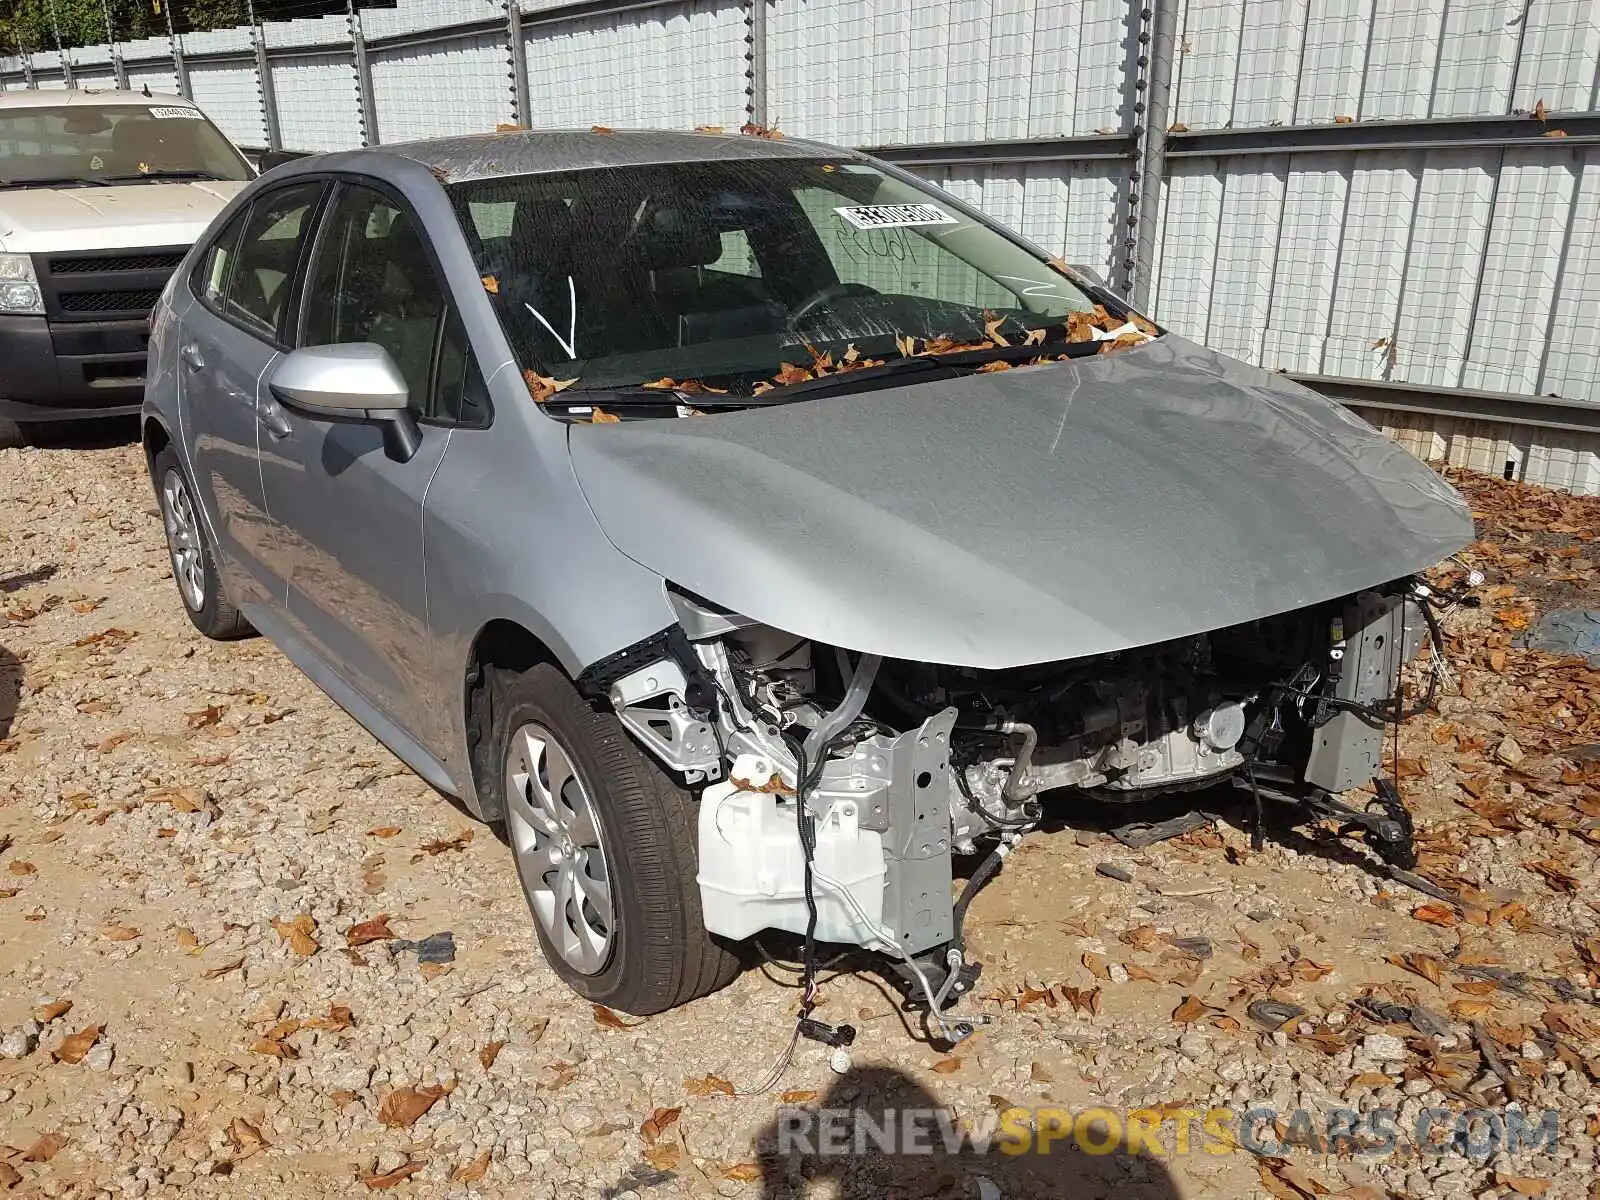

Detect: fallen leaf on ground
[684, 1074, 736, 1097]
[643, 1142, 682, 1170]
[721, 1163, 763, 1182]
[450, 1150, 492, 1183]
[479, 1040, 506, 1070]
[53, 1025, 103, 1064]
[100, 924, 141, 941]
[33, 999, 71, 1023]
[780, 1089, 819, 1103]
[592, 1003, 635, 1029]
[362, 1160, 425, 1190]
[271, 914, 319, 956]
[1413, 903, 1457, 928]
[930, 1057, 963, 1074]
[366, 826, 402, 838]
[377, 1082, 454, 1129]
[418, 829, 472, 856]
[1495, 1176, 1552, 1197]
[227, 1117, 266, 1155]
[202, 956, 244, 980]
[640, 1106, 682, 1143]
[345, 914, 395, 946]
[21, 1133, 65, 1162]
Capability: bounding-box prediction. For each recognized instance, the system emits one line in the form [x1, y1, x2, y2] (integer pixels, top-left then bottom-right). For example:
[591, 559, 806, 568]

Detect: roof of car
[382, 127, 853, 184]
[0, 88, 193, 109]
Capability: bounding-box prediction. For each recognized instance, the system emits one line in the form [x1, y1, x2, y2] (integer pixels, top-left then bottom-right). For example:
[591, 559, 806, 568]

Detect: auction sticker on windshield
[834, 203, 958, 231]
[148, 106, 203, 119]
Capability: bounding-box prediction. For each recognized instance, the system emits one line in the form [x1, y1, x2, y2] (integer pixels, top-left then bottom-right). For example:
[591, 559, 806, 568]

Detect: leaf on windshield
[480, 275, 499, 294]
[1066, 311, 1098, 342]
[1130, 313, 1159, 335]
[976, 360, 1012, 373]
[693, 125, 725, 134]
[589, 407, 622, 424]
[1099, 332, 1148, 355]
[895, 333, 918, 358]
[982, 312, 1011, 346]
[740, 123, 785, 139]
[524, 370, 577, 402]
[642, 377, 729, 394]
[1023, 328, 1047, 345]
[773, 362, 814, 385]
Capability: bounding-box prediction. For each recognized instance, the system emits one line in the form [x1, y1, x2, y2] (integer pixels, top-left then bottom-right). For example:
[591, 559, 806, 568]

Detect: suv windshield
[0, 103, 252, 187]
[450, 158, 1129, 401]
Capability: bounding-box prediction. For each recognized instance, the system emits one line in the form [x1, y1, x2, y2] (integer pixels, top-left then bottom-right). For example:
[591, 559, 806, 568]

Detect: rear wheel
[498, 664, 740, 1014]
[151, 445, 253, 640]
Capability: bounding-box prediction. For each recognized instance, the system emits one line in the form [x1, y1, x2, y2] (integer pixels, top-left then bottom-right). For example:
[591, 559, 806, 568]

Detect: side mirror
[269, 343, 422, 462]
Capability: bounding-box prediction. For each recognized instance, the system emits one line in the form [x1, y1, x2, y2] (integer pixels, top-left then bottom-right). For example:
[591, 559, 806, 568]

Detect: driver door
[256, 180, 459, 749]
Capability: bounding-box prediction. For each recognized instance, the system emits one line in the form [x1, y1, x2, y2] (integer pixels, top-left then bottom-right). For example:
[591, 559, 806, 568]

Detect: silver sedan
[142, 129, 1472, 1017]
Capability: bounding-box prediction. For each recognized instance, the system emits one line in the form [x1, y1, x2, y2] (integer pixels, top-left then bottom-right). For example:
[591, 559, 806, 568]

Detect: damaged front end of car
[579, 575, 1453, 1038]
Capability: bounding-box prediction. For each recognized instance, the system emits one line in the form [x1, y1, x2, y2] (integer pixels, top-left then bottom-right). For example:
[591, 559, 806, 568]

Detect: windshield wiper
[0, 175, 111, 188]
[102, 169, 230, 182]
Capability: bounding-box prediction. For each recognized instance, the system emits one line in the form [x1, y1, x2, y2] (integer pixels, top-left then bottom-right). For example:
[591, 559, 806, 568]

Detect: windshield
[449, 158, 1145, 404]
[0, 103, 252, 186]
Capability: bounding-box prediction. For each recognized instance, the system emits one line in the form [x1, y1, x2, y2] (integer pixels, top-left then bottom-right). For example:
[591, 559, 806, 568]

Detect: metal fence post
[101, 0, 128, 89]
[22, 52, 36, 89]
[45, 0, 75, 87]
[505, 0, 530, 126]
[247, 0, 283, 151]
[348, 0, 378, 145]
[743, 0, 767, 129]
[162, 0, 191, 98]
[1128, 0, 1177, 309]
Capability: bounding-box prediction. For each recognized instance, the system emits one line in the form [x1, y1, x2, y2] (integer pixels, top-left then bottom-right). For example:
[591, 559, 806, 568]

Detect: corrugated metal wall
[3, 0, 1599, 489]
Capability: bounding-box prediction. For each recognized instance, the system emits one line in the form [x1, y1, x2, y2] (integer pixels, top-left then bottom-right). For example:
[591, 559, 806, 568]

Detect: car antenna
[141, 84, 151, 97]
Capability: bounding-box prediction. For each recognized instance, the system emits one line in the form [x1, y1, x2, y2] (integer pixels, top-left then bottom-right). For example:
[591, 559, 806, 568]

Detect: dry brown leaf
[590, 125, 615, 134]
[271, 914, 319, 956]
[186, 704, 225, 728]
[100, 923, 141, 941]
[419, 961, 451, 981]
[1062, 986, 1101, 1015]
[1450, 998, 1496, 1020]
[250, 1034, 298, 1060]
[21, 1133, 66, 1162]
[590, 407, 621, 424]
[449, 1149, 492, 1183]
[419, 829, 473, 856]
[8, 861, 36, 875]
[1388, 952, 1443, 986]
[930, 1057, 963, 1074]
[0, 1163, 18, 1191]
[780, 1089, 819, 1103]
[346, 914, 395, 946]
[202, 956, 245, 980]
[1412, 903, 1457, 928]
[479, 1040, 506, 1070]
[1172, 995, 1216, 1024]
[227, 1117, 266, 1155]
[1496, 1175, 1552, 1197]
[1082, 952, 1112, 981]
[480, 275, 499, 294]
[642, 1141, 682, 1171]
[524, 370, 578, 403]
[721, 1162, 764, 1182]
[593, 1003, 635, 1030]
[305, 1004, 354, 1032]
[362, 1160, 425, 1190]
[1532, 99, 1548, 122]
[640, 1106, 682, 1143]
[33, 999, 71, 1023]
[366, 826, 402, 838]
[53, 1024, 103, 1064]
[377, 1081, 454, 1129]
[1524, 859, 1579, 892]
[684, 1074, 735, 1097]
[1454, 980, 1499, 997]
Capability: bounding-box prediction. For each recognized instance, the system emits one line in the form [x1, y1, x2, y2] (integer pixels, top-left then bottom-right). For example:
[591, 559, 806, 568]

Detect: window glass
[0, 103, 252, 185]
[432, 309, 487, 427]
[196, 209, 247, 307]
[448, 160, 1097, 395]
[225, 182, 322, 337]
[302, 184, 446, 415]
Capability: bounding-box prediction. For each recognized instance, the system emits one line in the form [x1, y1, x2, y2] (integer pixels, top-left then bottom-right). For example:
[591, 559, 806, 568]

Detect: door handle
[257, 401, 292, 440]
[179, 342, 205, 372]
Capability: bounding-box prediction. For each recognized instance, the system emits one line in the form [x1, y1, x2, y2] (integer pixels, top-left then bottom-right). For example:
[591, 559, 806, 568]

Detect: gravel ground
[0, 436, 1596, 1200]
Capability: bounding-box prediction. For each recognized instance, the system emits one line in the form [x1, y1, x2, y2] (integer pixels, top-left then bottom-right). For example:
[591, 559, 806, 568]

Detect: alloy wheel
[160, 468, 206, 612]
[505, 722, 615, 975]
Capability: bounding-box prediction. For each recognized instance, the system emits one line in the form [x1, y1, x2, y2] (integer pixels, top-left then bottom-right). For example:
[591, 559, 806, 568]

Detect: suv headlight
[0, 254, 43, 316]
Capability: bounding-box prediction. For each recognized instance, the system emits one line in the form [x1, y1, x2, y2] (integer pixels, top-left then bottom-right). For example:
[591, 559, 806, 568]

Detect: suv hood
[569, 337, 1474, 668]
[0, 181, 248, 252]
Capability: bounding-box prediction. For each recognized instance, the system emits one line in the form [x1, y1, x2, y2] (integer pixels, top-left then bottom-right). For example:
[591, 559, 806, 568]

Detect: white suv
[0, 89, 253, 447]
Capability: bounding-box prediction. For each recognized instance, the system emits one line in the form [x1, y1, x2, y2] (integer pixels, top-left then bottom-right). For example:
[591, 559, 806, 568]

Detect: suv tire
[497, 663, 740, 1014]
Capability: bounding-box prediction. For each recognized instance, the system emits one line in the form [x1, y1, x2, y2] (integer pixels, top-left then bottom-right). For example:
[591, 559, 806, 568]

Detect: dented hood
[568, 337, 1473, 668]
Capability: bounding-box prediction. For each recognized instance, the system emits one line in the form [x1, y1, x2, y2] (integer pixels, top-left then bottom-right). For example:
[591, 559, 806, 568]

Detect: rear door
[256, 179, 482, 751]
[178, 179, 325, 610]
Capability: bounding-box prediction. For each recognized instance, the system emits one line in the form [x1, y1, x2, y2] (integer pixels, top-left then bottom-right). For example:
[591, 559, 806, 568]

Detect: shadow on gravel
[0, 565, 56, 593]
[0, 641, 20, 741]
[18, 416, 140, 451]
[748, 1064, 1185, 1200]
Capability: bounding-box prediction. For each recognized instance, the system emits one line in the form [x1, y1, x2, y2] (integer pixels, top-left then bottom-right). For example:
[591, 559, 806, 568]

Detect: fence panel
[272, 52, 364, 150]
[370, 34, 508, 142]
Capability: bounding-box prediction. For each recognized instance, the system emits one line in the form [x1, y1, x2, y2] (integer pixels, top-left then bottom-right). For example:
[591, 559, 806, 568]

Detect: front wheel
[497, 664, 740, 1014]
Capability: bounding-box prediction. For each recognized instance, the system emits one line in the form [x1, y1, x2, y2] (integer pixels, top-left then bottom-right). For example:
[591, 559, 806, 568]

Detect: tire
[150, 445, 254, 640]
[497, 663, 740, 1014]
[0, 417, 28, 450]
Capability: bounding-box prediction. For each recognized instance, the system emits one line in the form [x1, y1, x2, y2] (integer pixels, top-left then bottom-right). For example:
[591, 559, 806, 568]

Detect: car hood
[568, 336, 1474, 668]
[0, 180, 248, 252]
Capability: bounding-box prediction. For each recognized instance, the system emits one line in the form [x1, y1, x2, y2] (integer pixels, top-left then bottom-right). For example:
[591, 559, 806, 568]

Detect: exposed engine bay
[580, 577, 1457, 1040]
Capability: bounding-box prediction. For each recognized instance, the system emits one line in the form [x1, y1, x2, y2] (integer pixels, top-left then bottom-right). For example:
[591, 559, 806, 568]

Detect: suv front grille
[34, 245, 187, 323]
[57, 289, 165, 314]
[49, 251, 186, 275]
